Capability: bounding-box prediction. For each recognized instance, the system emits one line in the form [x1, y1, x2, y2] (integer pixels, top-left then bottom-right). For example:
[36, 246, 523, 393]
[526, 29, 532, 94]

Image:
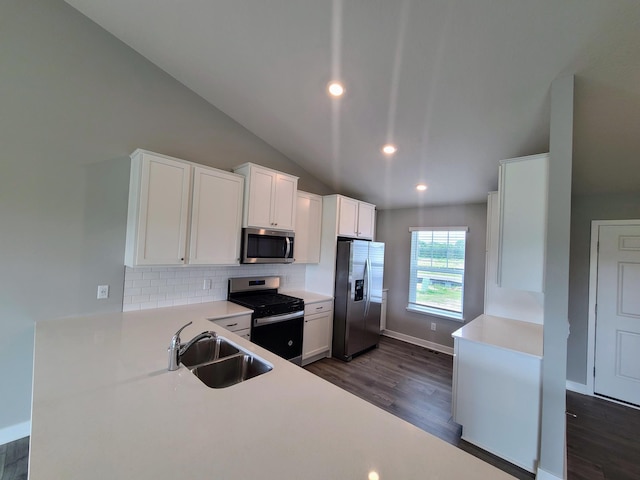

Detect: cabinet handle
[180, 257, 184, 261]
[316, 306, 323, 310]
[226, 323, 238, 327]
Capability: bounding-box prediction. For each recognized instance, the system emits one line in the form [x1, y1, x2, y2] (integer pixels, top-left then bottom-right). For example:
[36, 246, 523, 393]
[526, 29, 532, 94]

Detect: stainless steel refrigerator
[332, 239, 385, 361]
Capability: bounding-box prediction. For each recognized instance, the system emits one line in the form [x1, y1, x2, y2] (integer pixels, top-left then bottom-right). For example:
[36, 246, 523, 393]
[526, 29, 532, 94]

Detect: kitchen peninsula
[30, 302, 514, 479]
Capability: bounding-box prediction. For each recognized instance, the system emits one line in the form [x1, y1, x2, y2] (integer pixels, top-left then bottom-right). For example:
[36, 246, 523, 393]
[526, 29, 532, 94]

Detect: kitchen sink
[180, 336, 241, 368]
[191, 352, 273, 389]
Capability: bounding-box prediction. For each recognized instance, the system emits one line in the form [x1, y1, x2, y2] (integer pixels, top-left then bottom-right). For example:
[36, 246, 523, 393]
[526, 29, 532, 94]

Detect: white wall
[538, 75, 573, 480]
[0, 0, 330, 442]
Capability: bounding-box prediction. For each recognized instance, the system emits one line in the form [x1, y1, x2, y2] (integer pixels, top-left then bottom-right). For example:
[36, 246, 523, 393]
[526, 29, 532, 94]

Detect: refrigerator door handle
[364, 257, 372, 318]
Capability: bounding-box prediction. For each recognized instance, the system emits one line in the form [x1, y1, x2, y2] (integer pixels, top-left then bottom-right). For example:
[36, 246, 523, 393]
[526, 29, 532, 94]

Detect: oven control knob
[288, 340, 293, 347]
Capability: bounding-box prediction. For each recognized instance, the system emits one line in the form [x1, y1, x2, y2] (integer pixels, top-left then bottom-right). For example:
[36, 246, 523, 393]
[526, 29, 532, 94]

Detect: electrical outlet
[97, 285, 109, 300]
[203, 278, 212, 290]
[431, 322, 436, 331]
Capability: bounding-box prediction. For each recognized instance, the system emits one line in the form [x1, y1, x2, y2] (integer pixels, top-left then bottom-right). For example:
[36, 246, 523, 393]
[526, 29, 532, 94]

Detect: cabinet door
[246, 167, 276, 228]
[337, 196, 359, 237]
[357, 202, 376, 239]
[189, 167, 243, 265]
[131, 153, 191, 266]
[302, 310, 332, 361]
[498, 154, 548, 292]
[295, 192, 322, 263]
[272, 173, 297, 230]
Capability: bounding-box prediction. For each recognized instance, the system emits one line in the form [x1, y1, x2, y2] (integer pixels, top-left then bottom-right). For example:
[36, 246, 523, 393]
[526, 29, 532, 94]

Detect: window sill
[406, 305, 464, 322]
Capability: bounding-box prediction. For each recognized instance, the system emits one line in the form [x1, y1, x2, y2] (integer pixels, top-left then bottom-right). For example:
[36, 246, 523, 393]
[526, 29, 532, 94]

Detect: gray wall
[0, 0, 330, 436]
[376, 203, 487, 348]
[567, 192, 640, 384]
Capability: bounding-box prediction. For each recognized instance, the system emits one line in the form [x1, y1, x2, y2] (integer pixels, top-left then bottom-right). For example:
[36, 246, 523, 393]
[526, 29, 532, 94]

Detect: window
[407, 227, 467, 321]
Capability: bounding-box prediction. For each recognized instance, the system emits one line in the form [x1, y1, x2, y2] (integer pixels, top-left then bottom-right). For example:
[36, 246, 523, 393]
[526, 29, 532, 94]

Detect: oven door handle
[254, 310, 304, 326]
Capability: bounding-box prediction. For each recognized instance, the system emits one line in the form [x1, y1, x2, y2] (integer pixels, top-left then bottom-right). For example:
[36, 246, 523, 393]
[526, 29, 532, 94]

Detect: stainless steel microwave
[241, 228, 295, 264]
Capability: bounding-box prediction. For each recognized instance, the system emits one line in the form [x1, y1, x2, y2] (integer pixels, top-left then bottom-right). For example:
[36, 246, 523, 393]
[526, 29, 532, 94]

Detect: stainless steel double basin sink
[180, 336, 272, 389]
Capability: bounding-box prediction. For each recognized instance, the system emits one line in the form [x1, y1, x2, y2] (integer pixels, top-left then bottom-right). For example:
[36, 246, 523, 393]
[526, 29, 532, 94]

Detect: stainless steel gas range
[227, 276, 304, 365]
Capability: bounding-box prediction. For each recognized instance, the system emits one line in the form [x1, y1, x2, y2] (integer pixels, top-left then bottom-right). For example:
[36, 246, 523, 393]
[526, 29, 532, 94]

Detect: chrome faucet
[168, 321, 217, 371]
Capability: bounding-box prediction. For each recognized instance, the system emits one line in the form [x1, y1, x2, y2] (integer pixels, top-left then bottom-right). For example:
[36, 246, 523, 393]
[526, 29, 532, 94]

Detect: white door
[594, 224, 640, 406]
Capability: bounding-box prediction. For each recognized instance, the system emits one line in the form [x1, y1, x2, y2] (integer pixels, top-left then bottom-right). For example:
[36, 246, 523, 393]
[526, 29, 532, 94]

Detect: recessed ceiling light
[416, 184, 428, 191]
[328, 82, 345, 97]
[382, 144, 397, 155]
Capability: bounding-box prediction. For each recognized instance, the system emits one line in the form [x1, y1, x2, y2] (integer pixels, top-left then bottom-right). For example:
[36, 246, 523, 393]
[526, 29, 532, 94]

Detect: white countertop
[452, 314, 543, 358]
[281, 290, 333, 304]
[30, 301, 514, 479]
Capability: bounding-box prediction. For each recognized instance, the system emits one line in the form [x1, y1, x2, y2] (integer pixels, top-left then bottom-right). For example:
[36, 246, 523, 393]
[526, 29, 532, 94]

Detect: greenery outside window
[407, 226, 468, 321]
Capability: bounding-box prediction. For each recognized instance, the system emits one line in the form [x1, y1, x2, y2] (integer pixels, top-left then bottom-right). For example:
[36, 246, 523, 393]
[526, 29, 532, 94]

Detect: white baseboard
[382, 329, 454, 356]
[0, 420, 30, 446]
[566, 380, 590, 395]
[536, 467, 563, 480]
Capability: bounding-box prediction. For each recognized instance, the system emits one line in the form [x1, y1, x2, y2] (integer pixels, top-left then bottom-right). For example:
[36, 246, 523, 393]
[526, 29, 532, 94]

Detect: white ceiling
[66, 0, 640, 209]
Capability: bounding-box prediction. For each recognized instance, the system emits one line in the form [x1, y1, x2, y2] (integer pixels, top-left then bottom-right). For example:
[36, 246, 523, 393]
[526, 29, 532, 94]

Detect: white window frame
[406, 226, 468, 322]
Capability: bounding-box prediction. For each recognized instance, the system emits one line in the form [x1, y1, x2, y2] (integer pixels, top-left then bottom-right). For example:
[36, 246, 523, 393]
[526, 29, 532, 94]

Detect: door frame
[586, 219, 640, 400]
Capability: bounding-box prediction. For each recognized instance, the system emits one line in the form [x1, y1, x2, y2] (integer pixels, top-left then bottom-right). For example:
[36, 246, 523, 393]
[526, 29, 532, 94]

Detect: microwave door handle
[285, 236, 291, 259]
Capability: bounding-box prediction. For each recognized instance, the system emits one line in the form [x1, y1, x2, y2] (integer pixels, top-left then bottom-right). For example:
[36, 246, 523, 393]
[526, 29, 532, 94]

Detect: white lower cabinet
[210, 314, 252, 340]
[452, 316, 542, 474]
[302, 300, 333, 365]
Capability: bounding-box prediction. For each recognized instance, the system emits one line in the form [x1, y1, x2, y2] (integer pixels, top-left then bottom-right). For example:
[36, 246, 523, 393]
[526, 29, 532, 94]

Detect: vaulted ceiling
[66, 0, 640, 209]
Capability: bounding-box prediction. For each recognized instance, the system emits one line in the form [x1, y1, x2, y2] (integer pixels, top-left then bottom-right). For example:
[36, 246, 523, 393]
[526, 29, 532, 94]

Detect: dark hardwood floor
[4, 336, 639, 479]
[0, 436, 28, 480]
[305, 336, 640, 480]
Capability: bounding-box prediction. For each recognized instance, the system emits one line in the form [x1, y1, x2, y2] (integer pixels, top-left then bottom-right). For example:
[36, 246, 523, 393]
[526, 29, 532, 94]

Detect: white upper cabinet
[125, 150, 191, 267]
[125, 150, 245, 267]
[484, 192, 544, 323]
[337, 195, 376, 239]
[295, 191, 322, 264]
[234, 163, 298, 231]
[497, 153, 549, 293]
[188, 166, 244, 265]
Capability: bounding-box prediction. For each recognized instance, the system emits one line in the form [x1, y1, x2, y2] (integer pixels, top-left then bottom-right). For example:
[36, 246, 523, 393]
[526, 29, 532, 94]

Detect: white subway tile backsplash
[123, 264, 307, 312]
[126, 272, 144, 281]
[124, 287, 141, 296]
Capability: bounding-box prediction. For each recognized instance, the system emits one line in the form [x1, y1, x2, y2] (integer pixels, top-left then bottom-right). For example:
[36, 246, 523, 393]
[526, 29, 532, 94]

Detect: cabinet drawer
[304, 300, 333, 316]
[210, 314, 251, 332]
[234, 328, 251, 341]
